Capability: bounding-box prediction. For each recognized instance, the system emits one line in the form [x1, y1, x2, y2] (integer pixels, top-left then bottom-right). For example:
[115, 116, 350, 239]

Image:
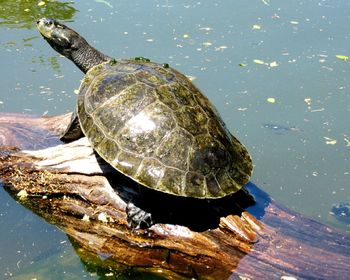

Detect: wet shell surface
[77, 60, 252, 198]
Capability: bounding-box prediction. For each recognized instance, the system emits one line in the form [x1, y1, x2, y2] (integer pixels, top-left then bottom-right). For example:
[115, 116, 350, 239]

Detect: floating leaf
[253, 59, 265, 65]
[215, 45, 228, 51]
[252, 24, 261, 30]
[290, 21, 299, 25]
[336, 54, 349, 61]
[183, 34, 189, 38]
[304, 98, 311, 105]
[324, 137, 337, 145]
[269, 61, 279, 68]
[199, 27, 213, 32]
[267, 97, 276, 103]
[239, 63, 247, 67]
[310, 108, 325, 112]
[38, 1, 46, 6]
[95, 0, 113, 8]
[202, 42, 212, 47]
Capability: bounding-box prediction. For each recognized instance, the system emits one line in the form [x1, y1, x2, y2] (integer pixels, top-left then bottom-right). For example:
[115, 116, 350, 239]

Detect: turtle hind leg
[126, 202, 153, 229]
[60, 110, 84, 143]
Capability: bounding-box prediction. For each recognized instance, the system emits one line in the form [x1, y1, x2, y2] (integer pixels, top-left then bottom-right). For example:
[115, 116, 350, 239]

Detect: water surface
[0, 0, 349, 278]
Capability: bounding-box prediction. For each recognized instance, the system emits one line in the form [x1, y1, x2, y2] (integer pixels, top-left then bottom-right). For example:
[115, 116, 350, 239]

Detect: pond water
[0, 0, 349, 278]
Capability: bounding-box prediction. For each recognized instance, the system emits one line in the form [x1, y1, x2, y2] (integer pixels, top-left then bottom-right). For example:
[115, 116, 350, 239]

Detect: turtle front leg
[126, 202, 154, 229]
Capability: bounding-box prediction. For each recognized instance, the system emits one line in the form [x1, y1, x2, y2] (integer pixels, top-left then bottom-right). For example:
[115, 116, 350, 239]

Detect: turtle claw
[126, 202, 153, 229]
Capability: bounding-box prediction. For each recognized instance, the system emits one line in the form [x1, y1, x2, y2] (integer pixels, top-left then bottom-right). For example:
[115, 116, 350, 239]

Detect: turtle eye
[44, 18, 54, 27]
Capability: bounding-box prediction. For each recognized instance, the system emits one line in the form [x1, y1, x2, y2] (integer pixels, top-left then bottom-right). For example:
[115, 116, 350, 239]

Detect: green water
[0, 0, 349, 278]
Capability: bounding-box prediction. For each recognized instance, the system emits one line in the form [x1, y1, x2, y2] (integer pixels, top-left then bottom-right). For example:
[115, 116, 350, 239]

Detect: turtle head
[37, 18, 110, 73]
[36, 18, 86, 59]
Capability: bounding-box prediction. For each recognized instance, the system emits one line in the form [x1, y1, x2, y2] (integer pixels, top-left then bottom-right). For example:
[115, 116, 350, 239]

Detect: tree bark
[0, 112, 349, 280]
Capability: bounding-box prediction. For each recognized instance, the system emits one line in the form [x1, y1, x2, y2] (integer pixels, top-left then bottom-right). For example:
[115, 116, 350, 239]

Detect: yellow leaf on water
[252, 24, 261, 30]
[324, 137, 337, 145]
[304, 97, 312, 105]
[336, 54, 349, 61]
[267, 97, 276, 103]
[269, 61, 279, 67]
[202, 42, 212, 47]
[38, 1, 46, 6]
[253, 59, 265, 65]
[215, 45, 228, 51]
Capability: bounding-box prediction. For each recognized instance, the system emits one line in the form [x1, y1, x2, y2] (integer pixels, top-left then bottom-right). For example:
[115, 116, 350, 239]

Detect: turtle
[36, 18, 253, 229]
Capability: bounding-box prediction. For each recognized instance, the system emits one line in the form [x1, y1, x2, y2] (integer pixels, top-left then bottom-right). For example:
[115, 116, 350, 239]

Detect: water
[0, 0, 349, 278]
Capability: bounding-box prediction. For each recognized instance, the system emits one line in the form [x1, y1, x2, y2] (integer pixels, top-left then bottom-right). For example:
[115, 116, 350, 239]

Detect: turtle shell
[77, 60, 252, 198]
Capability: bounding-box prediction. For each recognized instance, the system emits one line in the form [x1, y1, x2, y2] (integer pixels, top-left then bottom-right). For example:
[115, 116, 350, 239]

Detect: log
[0, 112, 349, 280]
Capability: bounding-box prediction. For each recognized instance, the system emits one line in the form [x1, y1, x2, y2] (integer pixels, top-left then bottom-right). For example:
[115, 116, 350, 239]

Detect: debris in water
[253, 59, 265, 65]
[304, 98, 312, 106]
[336, 54, 349, 61]
[324, 137, 337, 145]
[269, 61, 279, 68]
[95, 0, 113, 8]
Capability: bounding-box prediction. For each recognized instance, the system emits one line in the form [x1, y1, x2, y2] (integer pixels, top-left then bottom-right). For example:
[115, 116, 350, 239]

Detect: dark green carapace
[77, 60, 253, 198]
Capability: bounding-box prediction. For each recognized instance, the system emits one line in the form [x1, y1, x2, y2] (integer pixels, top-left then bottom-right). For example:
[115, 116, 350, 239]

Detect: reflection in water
[0, 0, 77, 29]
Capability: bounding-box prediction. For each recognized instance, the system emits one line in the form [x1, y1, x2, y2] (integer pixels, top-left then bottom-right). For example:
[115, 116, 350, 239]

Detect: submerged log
[0, 112, 350, 280]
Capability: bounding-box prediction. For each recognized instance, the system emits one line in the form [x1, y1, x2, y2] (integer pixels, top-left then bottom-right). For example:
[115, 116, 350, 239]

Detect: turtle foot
[126, 202, 153, 229]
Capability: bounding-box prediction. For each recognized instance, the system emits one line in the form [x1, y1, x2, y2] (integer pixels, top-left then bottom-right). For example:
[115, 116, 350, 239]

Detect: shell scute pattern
[185, 172, 206, 197]
[175, 105, 208, 135]
[77, 60, 252, 198]
[113, 150, 143, 177]
[155, 128, 192, 170]
[134, 158, 166, 187]
[189, 135, 230, 175]
[156, 83, 198, 111]
[157, 168, 184, 194]
[92, 84, 157, 138]
[115, 102, 176, 157]
[84, 73, 138, 114]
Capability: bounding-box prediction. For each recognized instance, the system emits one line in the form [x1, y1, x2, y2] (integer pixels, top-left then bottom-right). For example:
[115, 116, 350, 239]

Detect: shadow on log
[1, 112, 350, 280]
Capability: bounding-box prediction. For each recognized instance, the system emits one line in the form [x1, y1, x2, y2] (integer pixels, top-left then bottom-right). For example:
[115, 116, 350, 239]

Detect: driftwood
[0, 112, 350, 280]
